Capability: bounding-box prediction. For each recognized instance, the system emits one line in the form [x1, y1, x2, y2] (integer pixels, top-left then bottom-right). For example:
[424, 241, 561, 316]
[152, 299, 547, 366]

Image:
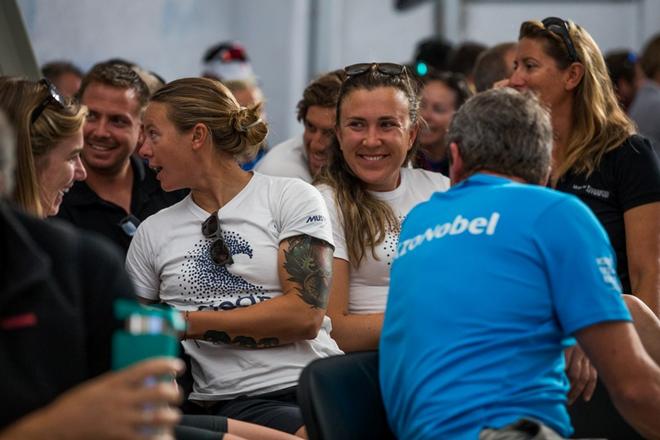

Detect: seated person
[56, 61, 187, 254]
[0, 76, 87, 218]
[414, 69, 472, 175]
[380, 87, 660, 440]
[256, 70, 345, 182]
[314, 63, 450, 352]
[125, 77, 342, 438]
[0, 108, 182, 439]
[0, 103, 297, 440]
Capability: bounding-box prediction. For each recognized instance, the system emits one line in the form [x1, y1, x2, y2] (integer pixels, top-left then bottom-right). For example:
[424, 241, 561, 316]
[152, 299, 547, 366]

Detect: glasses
[31, 78, 66, 124]
[541, 17, 580, 63]
[201, 214, 233, 266]
[344, 62, 407, 77]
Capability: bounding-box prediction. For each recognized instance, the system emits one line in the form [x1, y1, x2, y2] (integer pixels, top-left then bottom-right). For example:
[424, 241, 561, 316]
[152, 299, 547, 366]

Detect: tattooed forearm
[203, 330, 280, 348]
[283, 235, 333, 309]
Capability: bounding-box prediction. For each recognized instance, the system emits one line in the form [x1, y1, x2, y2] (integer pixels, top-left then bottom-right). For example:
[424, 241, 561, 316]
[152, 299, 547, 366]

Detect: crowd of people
[1, 16, 660, 440]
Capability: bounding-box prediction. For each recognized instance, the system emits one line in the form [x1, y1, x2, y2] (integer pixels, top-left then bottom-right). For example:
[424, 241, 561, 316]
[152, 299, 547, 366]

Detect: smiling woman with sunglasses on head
[0, 77, 87, 218]
[125, 77, 341, 438]
[315, 63, 449, 352]
[502, 18, 660, 316]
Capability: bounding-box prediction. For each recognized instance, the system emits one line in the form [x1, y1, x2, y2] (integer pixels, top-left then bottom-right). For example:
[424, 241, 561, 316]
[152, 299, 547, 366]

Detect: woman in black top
[506, 18, 660, 314]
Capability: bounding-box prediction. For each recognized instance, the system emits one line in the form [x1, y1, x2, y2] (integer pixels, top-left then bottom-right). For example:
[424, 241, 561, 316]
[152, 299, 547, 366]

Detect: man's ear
[136, 124, 146, 152]
[449, 142, 464, 185]
[191, 123, 208, 151]
[565, 62, 585, 91]
[407, 123, 419, 151]
[335, 125, 343, 150]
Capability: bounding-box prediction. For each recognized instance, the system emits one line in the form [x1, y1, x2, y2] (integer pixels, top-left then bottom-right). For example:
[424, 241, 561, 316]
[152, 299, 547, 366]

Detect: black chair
[297, 351, 397, 440]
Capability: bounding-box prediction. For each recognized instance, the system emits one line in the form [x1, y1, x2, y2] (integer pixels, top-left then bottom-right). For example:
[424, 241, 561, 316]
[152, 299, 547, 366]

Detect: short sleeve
[316, 184, 349, 261]
[125, 220, 160, 301]
[534, 196, 631, 335]
[614, 136, 660, 211]
[276, 180, 334, 247]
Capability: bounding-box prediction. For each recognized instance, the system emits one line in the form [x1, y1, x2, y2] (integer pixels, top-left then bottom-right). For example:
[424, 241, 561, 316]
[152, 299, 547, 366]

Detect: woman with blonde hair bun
[0, 77, 87, 217]
[126, 77, 341, 438]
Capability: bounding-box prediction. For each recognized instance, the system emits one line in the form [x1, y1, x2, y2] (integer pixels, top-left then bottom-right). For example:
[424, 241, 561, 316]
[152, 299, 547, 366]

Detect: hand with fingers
[564, 344, 598, 405]
[0, 357, 184, 440]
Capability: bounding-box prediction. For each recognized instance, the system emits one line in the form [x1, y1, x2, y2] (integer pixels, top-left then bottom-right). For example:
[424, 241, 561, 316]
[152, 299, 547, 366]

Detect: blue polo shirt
[379, 173, 631, 440]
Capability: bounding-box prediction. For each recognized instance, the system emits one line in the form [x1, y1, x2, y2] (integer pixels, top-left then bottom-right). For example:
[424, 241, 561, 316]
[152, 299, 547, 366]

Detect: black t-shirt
[57, 156, 188, 254]
[0, 204, 134, 428]
[555, 135, 660, 294]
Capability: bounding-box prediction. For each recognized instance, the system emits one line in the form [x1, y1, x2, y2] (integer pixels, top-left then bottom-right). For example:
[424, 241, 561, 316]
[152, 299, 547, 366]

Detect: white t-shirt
[254, 135, 312, 182]
[317, 167, 449, 314]
[126, 172, 342, 400]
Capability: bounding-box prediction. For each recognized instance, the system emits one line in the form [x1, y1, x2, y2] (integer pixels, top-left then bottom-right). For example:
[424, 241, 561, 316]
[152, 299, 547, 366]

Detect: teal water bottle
[112, 299, 186, 370]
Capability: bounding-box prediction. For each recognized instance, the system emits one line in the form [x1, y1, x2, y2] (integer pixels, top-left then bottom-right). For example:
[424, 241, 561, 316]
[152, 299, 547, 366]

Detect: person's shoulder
[265, 135, 304, 155]
[254, 135, 309, 178]
[255, 171, 318, 196]
[139, 194, 191, 228]
[614, 134, 657, 157]
[19, 211, 124, 265]
[403, 167, 450, 189]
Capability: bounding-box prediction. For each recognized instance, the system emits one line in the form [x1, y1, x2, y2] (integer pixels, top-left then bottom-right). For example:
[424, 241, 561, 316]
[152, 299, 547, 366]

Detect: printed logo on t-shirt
[571, 184, 611, 200]
[396, 212, 500, 258]
[596, 256, 621, 292]
[306, 214, 326, 223]
[179, 230, 269, 310]
[382, 215, 404, 267]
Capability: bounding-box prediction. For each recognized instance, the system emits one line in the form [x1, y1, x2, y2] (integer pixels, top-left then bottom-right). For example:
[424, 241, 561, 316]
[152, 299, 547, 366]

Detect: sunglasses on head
[541, 17, 580, 63]
[202, 213, 234, 266]
[344, 62, 407, 77]
[31, 78, 66, 124]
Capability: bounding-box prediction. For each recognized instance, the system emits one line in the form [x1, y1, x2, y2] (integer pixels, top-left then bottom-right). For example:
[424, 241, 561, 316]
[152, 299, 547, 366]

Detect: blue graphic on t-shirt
[179, 230, 265, 308]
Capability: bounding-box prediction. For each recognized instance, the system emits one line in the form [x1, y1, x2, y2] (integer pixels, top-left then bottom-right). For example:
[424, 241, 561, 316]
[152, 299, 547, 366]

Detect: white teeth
[362, 155, 386, 161]
[88, 143, 114, 151]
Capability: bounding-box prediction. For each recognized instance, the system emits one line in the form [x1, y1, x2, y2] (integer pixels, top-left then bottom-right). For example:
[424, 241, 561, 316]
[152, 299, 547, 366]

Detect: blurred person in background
[202, 41, 268, 170]
[41, 61, 84, 98]
[415, 69, 472, 175]
[605, 49, 641, 113]
[629, 33, 660, 152]
[473, 42, 517, 93]
[256, 70, 346, 182]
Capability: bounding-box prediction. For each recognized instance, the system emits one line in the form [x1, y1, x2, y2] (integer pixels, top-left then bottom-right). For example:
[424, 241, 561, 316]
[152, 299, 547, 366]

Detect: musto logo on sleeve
[396, 212, 500, 258]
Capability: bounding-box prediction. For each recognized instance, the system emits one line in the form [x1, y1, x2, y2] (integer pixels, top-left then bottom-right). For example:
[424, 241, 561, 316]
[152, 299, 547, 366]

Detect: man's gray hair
[0, 110, 15, 197]
[446, 88, 552, 184]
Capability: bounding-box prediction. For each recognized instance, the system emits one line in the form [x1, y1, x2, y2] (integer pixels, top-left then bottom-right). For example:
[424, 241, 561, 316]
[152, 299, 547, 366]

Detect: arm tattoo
[283, 235, 333, 309]
[203, 330, 280, 348]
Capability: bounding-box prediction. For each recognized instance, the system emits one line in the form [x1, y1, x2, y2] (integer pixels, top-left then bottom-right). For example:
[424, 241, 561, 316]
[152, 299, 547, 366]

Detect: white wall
[16, 0, 309, 145]
[442, 0, 660, 55]
[14, 0, 660, 144]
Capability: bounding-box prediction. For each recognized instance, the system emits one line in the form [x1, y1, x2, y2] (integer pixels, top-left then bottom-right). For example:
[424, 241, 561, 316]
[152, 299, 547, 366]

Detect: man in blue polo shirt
[380, 88, 660, 439]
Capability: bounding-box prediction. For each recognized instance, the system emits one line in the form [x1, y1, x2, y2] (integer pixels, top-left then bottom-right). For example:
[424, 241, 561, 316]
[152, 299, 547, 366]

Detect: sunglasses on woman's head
[31, 78, 66, 124]
[541, 17, 580, 63]
[344, 62, 407, 77]
[201, 214, 234, 266]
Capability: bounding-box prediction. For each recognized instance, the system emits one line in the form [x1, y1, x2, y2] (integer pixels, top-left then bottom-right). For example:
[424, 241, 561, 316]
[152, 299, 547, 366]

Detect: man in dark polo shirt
[58, 61, 186, 253]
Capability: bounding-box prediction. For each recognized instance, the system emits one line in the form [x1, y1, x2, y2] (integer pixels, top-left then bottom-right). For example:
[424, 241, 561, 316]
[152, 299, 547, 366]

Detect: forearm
[329, 312, 384, 352]
[607, 374, 660, 439]
[0, 406, 63, 440]
[186, 293, 324, 347]
[629, 268, 660, 316]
